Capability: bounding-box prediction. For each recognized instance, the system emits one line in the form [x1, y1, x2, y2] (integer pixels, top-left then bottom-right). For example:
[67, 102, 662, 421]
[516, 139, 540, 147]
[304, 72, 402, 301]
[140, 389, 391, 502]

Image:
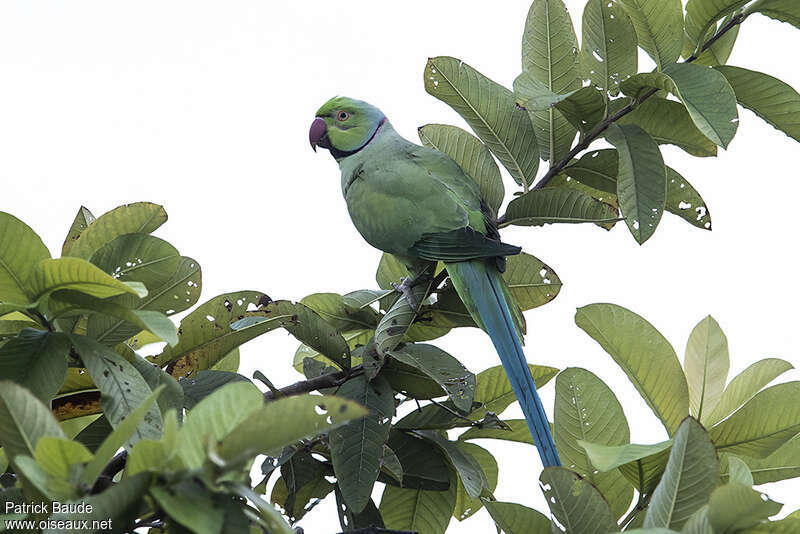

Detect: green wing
[409, 227, 520, 263]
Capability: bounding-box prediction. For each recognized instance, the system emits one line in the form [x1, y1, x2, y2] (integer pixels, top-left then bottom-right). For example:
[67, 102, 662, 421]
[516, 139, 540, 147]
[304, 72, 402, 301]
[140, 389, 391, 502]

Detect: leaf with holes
[380, 469, 457, 534]
[61, 206, 96, 256]
[484, 500, 551, 534]
[576, 303, 689, 435]
[715, 66, 800, 143]
[64, 202, 167, 259]
[644, 418, 719, 530]
[28, 257, 143, 302]
[501, 187, 620, 228]
[390, 344, 475, 412]
[710, 381, 800, 458]
[685, 315, 729, 422]
[554, 367, 633, 518]
[70, 334, 162, 446]
[514, 74, 606, 135]
[0, 329, 69, 402]
[618, 97, 718, 157]
[0, 212, 51, 305]
[329, 375, 394, 513]
[424, 56, 539, 189]
[618, 0, 683, 68]
[87, 234, 200, 345]
[665, 167, 712, 230]
[704, 358, 793, 427]
[418, 124, 504, 215]
[605, 123, 666, 244]
[707, 483, 783, 532]
[565, 148, 618, 193]
[621, 64, 739, 148]
[154, 291, 287, 369]
[541, 466, 619, 533]
[521, 0, 581, 161]
[452, 442, 497, 521]
[581, 0, 638, 95]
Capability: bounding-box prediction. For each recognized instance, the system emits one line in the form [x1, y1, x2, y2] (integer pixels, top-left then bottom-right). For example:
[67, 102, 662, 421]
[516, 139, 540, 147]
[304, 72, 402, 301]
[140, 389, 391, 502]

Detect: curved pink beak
[309, 117, 327, 152]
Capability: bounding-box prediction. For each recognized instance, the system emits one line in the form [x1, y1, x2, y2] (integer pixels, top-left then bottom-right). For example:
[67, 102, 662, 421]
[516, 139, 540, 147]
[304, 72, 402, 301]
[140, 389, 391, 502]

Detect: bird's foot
[391, 276, 423, 312]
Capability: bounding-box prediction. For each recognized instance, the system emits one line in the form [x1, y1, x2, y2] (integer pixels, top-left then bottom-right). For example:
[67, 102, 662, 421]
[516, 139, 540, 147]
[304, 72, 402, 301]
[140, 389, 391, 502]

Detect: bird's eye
[337, 111, 350, 121]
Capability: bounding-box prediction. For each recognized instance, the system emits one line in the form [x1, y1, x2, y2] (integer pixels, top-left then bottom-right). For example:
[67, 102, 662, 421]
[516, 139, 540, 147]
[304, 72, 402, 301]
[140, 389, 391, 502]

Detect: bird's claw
[391, 277, 422, 313]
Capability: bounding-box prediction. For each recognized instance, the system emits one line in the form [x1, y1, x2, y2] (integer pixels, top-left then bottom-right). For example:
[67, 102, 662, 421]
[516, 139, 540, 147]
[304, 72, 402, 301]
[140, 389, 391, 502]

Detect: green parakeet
[309, 96, 560, 467]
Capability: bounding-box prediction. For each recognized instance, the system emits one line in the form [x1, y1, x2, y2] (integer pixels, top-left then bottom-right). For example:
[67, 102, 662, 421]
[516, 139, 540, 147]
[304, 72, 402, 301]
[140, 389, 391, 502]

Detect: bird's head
[309, 96, 386, 159]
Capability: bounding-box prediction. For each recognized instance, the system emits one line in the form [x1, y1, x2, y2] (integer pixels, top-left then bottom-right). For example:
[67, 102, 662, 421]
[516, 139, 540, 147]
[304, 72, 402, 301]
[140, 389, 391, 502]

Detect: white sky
[1, 0, 799, 530]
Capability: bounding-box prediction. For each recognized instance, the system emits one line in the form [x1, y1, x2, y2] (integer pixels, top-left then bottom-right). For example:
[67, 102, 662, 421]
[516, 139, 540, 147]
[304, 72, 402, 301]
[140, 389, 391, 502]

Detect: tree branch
[90, 451, 128, 494]
[263, 365, 364, 401]
[502, 12, 745, 206]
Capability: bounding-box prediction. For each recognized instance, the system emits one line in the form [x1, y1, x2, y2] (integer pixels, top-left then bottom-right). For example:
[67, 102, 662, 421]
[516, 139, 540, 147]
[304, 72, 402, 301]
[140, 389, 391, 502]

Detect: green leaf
[576, 303, 689, 435]
[704, 358, 793, 427]
[617, 0, 683, 69]
[707, 483, 782, 532]
[390, 344, 475, 412]
[579, 439, 673, 494]
[51, 291, 178, 346]
[79, 385, 163, 487]
[565, 148, 618, 193]
[227, 483, 294, 534]
[64, 202, 167, 259]
[177, 381, 264, 469]
[329, 375, 394, 512]
[690, 13, 741, 66]
[0, 380, 67, 463]
[87, 234, 200, 345]
[70, 334, 162, 445]
[0, 212, 50, 305]
[665, 167, 712, 230]
[621, 64, 739, 148]
[605, 123, 666, 244]
[452, 442, 497, 520]
[129, 352, 183, 418]
[33, 436, 92, 480]
[540, 466, 619, 533]
[715, 65, 800, 143]
[218, 394, 369, 461]
[150, 478, 224, 534]
[376, 253, 410, 290]
[554, 367, 633, 518]
[300, 292, 380, 332]
[0, 329, 69, 401]
[380, 470, 457, 534]
[521, 0, 580, 161]
[514, 75, 606, 136]
[181, 370, 250, 410]
[61, 206, 96, 256]
[153, 291, 286, 369]
[501, 187, 620, 227]
[581, 0, 638, 95]
[746, 0, 800, 28]
[685, 0, 748, 46]
[424, 56, 539, 189]
[710, 381, 800, 457]
[414, 431, 486, 500]
[731, 433, 800, 484]
[459, 419, 535, 445]
[383, 429, 451, 490]
[618, 97, 718, 157]
[381, 444, 404, 484]
[471, 363, 559, 420]
[726, 456, 754, 486]
[418, 124, 504, 215]
[28, 257, 143, 302]
[644, 418, 719, 530]
[125, 438, 168, 476]
[483, 500, 551, 534]
[375, 279, 436, 355]
[504, 252, 562, 311]
[44, 472, 152, 534]
[684, 315, 729, 422]
[293, 329, 371, 373]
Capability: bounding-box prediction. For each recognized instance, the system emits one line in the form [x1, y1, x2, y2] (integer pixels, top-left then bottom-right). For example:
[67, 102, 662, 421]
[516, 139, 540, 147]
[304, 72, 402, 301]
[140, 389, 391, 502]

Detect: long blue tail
[446, 260, 561, 467]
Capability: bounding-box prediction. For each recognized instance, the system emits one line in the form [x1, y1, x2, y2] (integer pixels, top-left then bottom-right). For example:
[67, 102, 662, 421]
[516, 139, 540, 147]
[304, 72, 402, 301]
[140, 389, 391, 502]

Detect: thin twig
[90, 451, 128, 494]
[262, 365, 364, 401]
[497, 12, 746, 221]
[428, 398, 479, 427]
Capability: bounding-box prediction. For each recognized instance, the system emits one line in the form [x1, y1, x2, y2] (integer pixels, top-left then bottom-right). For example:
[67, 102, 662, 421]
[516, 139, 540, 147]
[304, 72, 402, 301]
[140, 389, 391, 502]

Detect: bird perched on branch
[309, 96, 560, 467]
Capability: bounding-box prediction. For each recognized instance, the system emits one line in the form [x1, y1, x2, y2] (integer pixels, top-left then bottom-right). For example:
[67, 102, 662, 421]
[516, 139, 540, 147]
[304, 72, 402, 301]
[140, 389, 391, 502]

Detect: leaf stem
[503, 12, 745, 206]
